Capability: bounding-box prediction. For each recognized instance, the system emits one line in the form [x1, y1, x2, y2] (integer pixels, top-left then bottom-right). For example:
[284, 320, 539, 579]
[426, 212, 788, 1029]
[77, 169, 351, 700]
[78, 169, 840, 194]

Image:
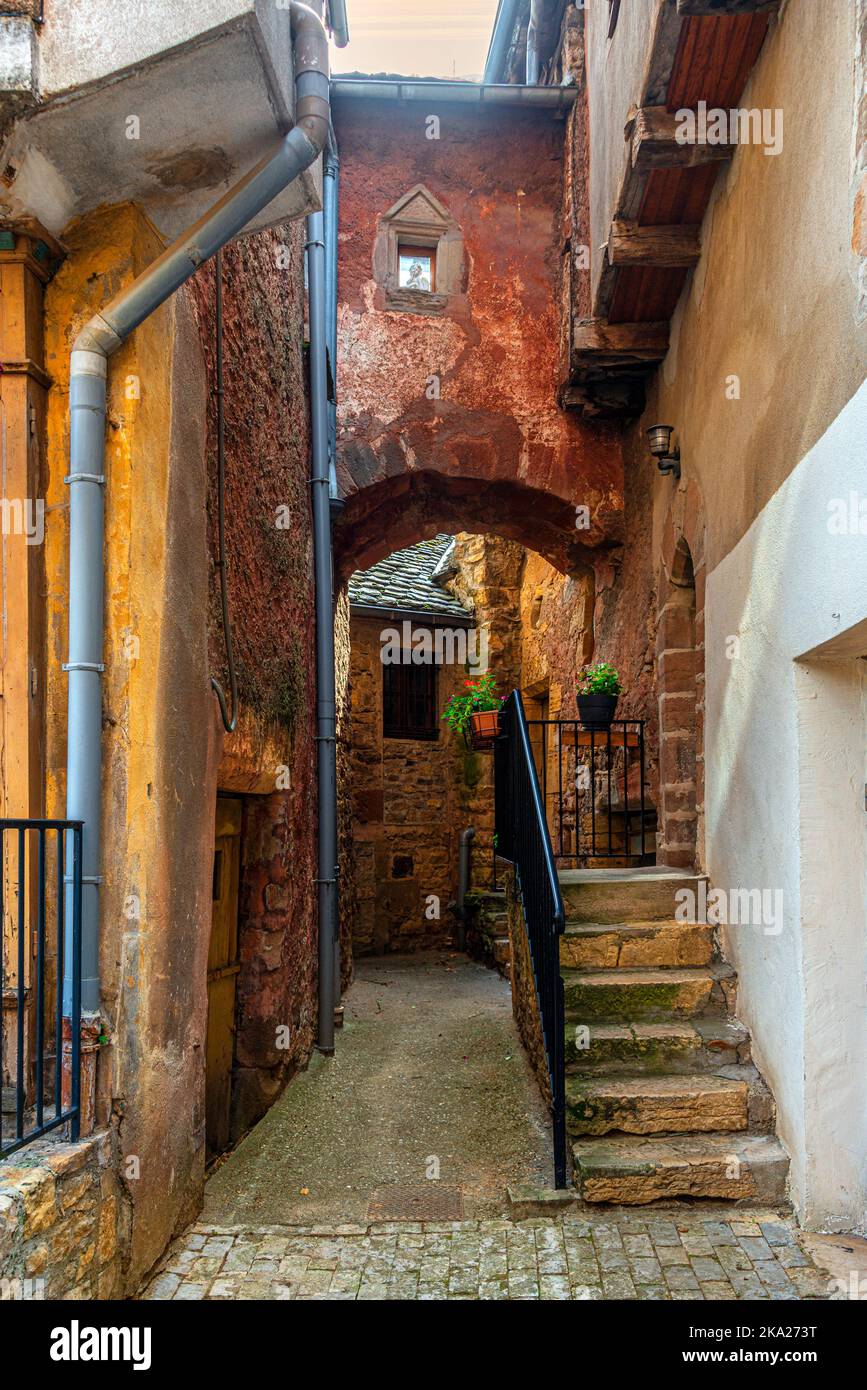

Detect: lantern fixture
[646, 424, 681, 479]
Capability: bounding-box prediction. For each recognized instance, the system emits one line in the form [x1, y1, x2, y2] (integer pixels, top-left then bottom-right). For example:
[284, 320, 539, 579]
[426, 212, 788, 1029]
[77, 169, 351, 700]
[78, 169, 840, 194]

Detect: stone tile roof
[348, 535, 472, 620]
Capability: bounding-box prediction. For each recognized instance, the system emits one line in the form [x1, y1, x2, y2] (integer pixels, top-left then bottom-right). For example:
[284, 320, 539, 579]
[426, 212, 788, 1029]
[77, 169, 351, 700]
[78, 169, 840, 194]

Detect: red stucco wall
[331, 96, 623, 582]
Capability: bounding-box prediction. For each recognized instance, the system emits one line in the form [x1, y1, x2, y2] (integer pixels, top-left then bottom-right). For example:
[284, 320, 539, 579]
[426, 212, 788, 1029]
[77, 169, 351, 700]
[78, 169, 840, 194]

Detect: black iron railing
[525, 718, 653, 867]
[495, 692, 566, 1188]
[1, 819, 82, 1157]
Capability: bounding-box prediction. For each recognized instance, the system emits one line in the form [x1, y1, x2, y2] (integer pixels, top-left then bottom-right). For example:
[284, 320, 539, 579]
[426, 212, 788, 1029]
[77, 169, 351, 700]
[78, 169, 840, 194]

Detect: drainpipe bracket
[64, 473, 106, 486]
[62, 661, 105, 674]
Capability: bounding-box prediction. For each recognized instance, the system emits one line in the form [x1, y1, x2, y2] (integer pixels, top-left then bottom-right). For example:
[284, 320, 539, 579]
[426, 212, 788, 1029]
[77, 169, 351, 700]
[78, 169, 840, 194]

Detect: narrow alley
[202, 953, 553, 1227]
[138, 951, 842, 1303]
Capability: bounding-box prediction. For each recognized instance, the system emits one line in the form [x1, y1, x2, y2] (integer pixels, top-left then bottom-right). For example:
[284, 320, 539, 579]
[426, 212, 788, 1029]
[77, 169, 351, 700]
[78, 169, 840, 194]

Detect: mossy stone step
[560, 919, 714, 970]
[564, 1018, 750, 1073]
[563, 965, 735, 1021]
[565, 1072, 749, 1137]
[571, 1133, 790, 1204]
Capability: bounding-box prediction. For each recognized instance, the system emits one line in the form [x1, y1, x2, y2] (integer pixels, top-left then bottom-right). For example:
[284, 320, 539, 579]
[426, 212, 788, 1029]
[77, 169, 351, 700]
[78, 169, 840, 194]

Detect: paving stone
[759, 1221, 795, 1246]
[754, 1259, 795, 1292]
[602, 1269, 637, 1298]
[136, 1211, 835, 1303]
[658, 1245, 691, 1267]
[738, 1236, 774, 1262]
[623, 1234, 654, 1258]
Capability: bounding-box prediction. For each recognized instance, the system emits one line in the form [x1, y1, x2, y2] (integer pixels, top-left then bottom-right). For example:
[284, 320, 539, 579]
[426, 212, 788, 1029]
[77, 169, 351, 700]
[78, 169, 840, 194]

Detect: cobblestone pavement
[139, 1206, 839, 1301]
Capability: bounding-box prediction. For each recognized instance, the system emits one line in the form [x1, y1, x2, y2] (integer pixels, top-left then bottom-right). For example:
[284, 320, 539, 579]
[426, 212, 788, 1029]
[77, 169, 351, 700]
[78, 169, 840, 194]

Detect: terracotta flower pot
[469, 708, 501, 746]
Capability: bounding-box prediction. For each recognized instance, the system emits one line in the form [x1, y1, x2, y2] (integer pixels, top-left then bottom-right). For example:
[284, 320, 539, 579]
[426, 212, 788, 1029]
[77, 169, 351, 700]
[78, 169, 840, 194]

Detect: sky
[332, 0, 501, 82]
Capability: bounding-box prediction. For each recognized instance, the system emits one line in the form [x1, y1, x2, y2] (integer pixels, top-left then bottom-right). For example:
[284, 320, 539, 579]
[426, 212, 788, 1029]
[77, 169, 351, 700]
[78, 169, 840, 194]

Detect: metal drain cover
[367, 1183, 463, 1222]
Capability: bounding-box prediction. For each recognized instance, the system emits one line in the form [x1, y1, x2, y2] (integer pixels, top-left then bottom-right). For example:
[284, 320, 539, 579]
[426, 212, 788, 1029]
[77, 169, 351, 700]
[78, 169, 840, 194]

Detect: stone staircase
[463, 889, 511, 977]
[559, 868, 790, 1205]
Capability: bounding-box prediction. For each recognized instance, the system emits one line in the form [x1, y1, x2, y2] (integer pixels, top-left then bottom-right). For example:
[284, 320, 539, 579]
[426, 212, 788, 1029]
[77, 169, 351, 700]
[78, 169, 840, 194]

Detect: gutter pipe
[330, 80, 575, 109]
[328, 0, 350, 48]
[455, 827, 475, 950]
[324, 131, 340, 503]
[63, 1, 331, 1016]
[527, 0, 542, 84]
[306, 198, 339, 1052]
[483, 0, 523, 84]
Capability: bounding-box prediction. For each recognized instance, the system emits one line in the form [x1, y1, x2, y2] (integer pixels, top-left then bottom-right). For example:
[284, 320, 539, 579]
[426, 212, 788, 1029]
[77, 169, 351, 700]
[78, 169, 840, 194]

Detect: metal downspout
[324, 134, 340, 504]
[483, 0, 522, 84]
[306, 205, 338, 1053]
[527, 0, 542, 84]
[328, 0, 350, 48]
[63, 1, 331, 1018]
[455, 826, 475, 950]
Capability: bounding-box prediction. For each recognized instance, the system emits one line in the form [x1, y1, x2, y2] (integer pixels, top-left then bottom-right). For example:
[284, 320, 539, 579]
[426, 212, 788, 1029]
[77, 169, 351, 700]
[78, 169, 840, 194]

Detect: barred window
[383, 662, 438, 740]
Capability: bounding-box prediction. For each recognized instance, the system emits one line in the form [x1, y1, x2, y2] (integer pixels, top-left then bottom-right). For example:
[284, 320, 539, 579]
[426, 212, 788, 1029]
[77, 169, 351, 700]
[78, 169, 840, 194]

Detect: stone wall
[504, 870, 552, 1110]
[0, 1132, 127, 1299]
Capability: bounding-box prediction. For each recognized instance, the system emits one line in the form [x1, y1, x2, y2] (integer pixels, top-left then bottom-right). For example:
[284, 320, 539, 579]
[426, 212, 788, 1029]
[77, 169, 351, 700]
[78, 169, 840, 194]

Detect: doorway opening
[206, 794, 242, 1162]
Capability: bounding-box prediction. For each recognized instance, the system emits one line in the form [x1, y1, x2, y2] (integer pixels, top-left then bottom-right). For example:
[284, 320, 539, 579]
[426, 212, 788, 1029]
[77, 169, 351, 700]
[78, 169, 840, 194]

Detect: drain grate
[367, 1183, 464, 1222]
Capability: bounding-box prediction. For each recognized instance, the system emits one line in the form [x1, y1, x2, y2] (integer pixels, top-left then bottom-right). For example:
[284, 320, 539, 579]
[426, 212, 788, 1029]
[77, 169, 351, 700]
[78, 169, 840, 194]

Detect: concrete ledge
[507, 1184, 577, 1220]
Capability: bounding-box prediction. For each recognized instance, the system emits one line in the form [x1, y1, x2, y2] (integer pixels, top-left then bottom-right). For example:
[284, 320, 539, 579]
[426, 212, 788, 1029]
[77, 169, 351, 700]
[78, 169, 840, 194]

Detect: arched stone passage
[332, 470, 619, 585]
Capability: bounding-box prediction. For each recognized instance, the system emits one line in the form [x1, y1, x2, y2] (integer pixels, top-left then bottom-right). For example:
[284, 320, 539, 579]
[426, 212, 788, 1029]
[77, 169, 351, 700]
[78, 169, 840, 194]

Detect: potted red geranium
[442, 673, 503, 749]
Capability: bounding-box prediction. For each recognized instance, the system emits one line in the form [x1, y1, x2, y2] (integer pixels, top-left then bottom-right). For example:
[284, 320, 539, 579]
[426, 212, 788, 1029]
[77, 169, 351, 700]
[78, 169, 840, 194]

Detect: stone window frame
[374, 184, 464, 316]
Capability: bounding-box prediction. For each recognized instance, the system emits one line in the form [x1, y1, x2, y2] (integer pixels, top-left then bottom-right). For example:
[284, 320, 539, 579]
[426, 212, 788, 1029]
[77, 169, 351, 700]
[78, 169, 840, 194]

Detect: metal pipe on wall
[483, 0, 523, 84]
[63, 2, 331, 1016]
[306, 204, 338, 1053]
[324, 134, 340, 502]
[527, 0, 542, 84]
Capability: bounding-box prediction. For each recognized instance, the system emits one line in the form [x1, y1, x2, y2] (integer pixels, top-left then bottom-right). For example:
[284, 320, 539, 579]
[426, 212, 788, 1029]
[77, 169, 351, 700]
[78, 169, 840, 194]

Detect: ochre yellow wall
[637, 0, 867, 572]
[43, 204, 218, 1289]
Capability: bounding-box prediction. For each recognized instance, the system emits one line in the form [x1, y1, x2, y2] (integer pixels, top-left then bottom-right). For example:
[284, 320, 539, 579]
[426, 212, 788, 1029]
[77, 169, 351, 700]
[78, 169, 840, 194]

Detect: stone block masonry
[0, 1131, 128, 1299]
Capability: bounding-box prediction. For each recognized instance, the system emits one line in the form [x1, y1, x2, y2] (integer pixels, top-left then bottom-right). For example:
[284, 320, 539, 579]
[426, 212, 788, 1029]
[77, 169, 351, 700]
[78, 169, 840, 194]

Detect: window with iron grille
[383, 661, 438, 740]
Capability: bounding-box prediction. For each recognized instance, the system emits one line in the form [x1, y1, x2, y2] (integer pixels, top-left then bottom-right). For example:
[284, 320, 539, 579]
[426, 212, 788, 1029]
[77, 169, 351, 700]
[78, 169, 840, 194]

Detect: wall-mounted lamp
[647, 424, 681, 480]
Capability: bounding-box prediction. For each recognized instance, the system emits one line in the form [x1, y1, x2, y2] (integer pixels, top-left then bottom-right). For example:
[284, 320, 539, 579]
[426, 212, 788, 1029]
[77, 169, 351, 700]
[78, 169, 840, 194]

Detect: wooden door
[206, 796, 242, 1160]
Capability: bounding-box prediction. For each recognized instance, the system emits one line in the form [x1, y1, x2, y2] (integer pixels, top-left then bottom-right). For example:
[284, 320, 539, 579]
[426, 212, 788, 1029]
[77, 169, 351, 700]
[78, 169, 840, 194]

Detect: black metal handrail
[1, 819, 83, 1157]
[495, 692, 566, 1188]
[525, 718, 653, 866]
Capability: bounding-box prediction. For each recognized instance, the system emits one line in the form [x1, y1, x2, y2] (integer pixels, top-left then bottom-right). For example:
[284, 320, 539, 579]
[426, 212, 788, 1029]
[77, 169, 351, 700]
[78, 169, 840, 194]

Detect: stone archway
[332, 469, 616, 585]
[657, 481, 707, 869]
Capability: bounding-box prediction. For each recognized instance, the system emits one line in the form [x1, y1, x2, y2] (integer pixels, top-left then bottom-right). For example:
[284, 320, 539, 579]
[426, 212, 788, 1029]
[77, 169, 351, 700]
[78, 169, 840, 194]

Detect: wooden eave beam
[572, 317, 670, 366]
[609, 220, 702, 268]
[630, 106, 737, 173]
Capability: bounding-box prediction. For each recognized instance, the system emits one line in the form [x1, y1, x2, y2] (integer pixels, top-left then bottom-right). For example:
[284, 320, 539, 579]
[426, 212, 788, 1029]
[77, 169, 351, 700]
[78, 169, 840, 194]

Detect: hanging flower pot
[576, 662, 623, 728]
[442, 674, 503, 751]
[468, 708, 501, 746]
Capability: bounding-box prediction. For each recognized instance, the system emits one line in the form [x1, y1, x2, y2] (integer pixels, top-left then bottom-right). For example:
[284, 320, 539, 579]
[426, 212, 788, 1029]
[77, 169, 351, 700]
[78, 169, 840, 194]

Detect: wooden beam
[631, 106, 736, 172]
[572, 318, 670, 365]
[609, 220, 702, 268]
[677, 1, 778, 15]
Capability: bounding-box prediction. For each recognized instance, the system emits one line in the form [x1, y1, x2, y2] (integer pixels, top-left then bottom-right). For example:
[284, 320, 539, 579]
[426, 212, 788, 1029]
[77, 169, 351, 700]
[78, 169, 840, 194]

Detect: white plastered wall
[705, 380, 867, 1232]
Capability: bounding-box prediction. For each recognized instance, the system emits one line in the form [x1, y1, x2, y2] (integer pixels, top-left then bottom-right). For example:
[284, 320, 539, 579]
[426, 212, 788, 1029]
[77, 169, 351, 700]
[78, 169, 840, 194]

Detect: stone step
[571, 1132, 790, 1205]
[563, 964, 736, 1022]
[566, 1071, 749, 1137]
[560, 919, 714, 971]
[565, 1018, 751, 1074]
[558, 869, 706, 924]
